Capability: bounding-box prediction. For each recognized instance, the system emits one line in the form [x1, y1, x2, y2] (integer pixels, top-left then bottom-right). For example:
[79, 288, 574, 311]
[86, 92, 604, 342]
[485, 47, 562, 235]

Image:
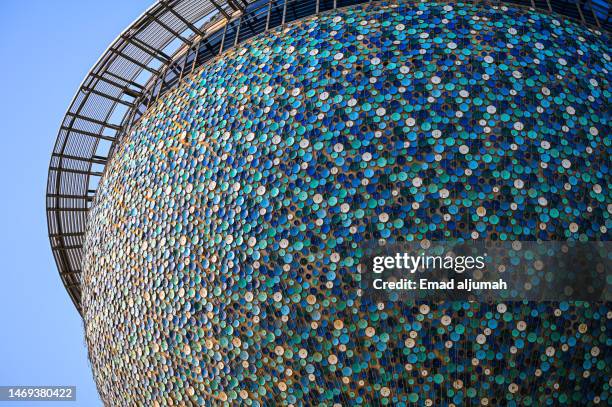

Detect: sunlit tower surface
[47, 0, 610, 405]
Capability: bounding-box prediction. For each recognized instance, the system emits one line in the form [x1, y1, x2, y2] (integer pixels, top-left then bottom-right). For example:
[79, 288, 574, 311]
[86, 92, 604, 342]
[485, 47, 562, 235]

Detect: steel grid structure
[47, 0, 610, 315]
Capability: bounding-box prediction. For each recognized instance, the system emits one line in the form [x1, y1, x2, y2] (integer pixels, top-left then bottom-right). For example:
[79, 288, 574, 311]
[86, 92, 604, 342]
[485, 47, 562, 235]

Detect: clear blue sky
[0, 1, 152, 405]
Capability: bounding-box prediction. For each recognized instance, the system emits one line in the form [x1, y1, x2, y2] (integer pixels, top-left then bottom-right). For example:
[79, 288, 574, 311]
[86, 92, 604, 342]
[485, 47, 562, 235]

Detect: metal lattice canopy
[47, 0, 610, 315]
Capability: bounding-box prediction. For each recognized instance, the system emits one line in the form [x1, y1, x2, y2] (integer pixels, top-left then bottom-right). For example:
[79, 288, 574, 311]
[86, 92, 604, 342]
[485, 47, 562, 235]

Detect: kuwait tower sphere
[47, 0, 610, 406]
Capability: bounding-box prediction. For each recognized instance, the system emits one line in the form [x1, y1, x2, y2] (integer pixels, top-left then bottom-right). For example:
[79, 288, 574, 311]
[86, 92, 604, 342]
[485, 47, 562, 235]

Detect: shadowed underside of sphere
[83, 2, 611, 406]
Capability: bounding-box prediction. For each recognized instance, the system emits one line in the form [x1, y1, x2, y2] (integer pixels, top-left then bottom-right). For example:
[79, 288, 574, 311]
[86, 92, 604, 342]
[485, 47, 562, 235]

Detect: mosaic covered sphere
[83, 2, 611, 405]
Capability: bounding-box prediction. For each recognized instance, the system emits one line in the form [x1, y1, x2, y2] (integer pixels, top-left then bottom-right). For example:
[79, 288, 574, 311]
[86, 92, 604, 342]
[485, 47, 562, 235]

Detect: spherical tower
[47, 0, 611, 405]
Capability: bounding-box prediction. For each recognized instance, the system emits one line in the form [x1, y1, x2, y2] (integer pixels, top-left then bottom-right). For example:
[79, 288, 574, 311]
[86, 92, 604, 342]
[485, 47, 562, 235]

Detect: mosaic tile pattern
[83, 2, 611, 405]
